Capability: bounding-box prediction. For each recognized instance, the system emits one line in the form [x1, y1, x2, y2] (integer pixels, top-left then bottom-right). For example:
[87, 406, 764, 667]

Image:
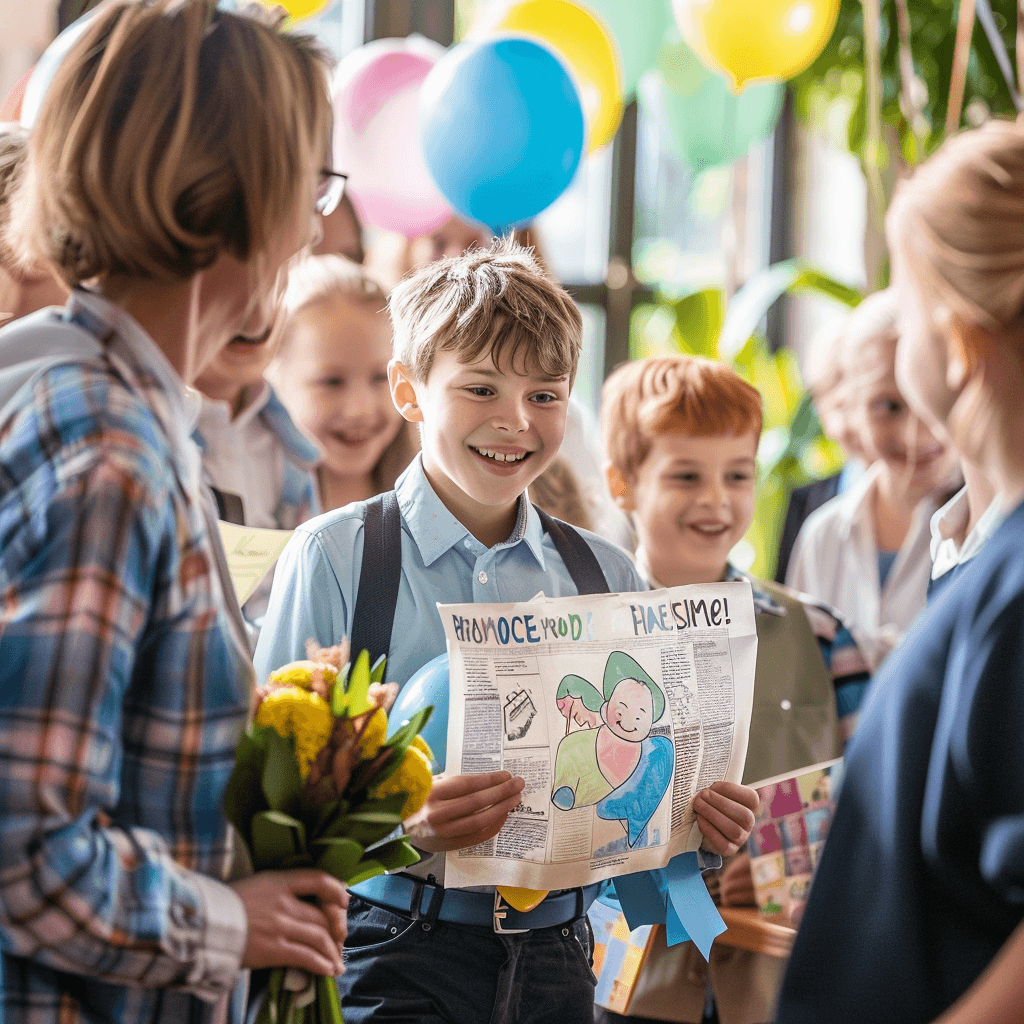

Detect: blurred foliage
[631, 267, 861, 579]
[789, 0, 1020, 170]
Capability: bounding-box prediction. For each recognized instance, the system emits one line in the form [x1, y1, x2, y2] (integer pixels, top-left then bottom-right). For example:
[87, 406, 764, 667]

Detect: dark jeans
[338, 894, 598, 1024]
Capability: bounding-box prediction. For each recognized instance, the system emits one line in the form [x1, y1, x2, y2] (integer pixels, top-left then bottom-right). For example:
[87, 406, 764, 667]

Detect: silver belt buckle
[493, 891, 530, 934]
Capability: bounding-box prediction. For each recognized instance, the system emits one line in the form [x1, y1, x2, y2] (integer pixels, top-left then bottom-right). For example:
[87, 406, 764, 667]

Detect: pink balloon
[332, 38, 453, 237]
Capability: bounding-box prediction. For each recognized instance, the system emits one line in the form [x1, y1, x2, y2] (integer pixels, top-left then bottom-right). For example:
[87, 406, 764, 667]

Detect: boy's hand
[693, 781, 759, 857]
[718, 851, 757, 907]
[403, 771, 526, 854]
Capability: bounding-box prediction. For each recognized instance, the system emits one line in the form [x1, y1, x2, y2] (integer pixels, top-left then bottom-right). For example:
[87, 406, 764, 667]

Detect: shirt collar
[395, 454, 546, 568]
[260, 385, 321, 466]
[67, 289, 202, 491]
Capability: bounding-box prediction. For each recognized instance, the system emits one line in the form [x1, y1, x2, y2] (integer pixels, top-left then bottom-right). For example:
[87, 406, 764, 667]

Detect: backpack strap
[533, 505, 610, 596]
[349, 490, 403, 666]
[350, 494, 611, 664]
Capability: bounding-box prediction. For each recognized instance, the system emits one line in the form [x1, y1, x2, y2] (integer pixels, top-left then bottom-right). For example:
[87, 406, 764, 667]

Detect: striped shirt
[0, 292, 254, 1024]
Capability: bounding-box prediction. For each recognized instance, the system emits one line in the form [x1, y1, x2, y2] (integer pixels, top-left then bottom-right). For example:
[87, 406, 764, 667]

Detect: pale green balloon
[648, 37, 783, 169]
[580, 0, 674, 97]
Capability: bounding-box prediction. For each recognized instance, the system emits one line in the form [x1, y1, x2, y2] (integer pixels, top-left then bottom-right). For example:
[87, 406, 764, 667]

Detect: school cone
[497, 887, 549, 912]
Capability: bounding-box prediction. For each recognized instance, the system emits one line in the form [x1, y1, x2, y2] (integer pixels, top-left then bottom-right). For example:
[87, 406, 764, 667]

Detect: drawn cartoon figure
[550, 652, 673, 847]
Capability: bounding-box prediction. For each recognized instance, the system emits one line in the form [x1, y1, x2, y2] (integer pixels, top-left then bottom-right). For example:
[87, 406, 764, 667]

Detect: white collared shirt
[785, 462, 944, 669]
[929, 485, 1006, 581]
[197, 383, 284, 530]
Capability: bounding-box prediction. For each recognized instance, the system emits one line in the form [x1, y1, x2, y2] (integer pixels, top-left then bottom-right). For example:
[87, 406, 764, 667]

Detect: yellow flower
[266, 660, 338, 700]
[256, 686, 333, 778]
[358, 708, 388, 759]
[371, 745, 433, 819]
[410, 734, 434, 764]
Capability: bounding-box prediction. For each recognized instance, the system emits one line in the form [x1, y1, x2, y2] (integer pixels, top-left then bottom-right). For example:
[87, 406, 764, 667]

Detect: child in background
[775, 119, 1024, 1024]
[269, 254, 418, 512]
[0, 123, 66, 323]
[255, 239, 759, 1024]
[775, 314, 867, 582]
[597, 356, 870, 1024]
[786, 288, 959, 668]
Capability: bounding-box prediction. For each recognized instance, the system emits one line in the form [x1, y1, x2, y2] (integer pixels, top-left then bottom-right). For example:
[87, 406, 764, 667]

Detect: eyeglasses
[316, 169, 348, 217]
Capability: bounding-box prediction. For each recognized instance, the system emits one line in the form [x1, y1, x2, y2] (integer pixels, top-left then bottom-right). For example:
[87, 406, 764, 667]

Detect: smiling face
[391, 346, 570, 544]
[602, 679, 655, 742]
[272, 293, 403, 479]
[625, 430, 758, 586]
[851, 334, 958, 503]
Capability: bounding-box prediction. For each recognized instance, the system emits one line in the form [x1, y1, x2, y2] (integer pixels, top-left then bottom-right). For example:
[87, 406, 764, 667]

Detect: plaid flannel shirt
[0, 293, 254, 1024]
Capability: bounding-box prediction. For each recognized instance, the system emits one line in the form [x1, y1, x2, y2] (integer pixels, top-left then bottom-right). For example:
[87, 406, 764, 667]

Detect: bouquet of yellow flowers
[224, 639, 433, 1024]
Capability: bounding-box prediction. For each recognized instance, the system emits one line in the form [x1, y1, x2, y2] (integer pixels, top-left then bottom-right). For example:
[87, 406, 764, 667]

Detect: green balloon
[648, 38, 783, 170]
[581, 0, 674, 97]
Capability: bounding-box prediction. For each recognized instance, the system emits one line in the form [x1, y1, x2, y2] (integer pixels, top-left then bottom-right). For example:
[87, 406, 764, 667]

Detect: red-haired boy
[598, 356, 871, 1024]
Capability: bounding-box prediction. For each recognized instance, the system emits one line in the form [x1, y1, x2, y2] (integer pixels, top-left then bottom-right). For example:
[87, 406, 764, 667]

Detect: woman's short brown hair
[12, 0, 332, 287]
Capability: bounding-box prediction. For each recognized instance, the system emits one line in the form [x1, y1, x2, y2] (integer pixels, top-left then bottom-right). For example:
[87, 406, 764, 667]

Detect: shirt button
[477, 571, 489, 585]
[780, 699, 792, 711]
[464, 539, 473, 548]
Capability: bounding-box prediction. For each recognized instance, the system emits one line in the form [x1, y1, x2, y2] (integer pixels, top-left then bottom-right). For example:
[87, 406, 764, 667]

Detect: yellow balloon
[254, 0, 331, 23]
[497, 0, 623, 152]
[672, 0, 839, 92]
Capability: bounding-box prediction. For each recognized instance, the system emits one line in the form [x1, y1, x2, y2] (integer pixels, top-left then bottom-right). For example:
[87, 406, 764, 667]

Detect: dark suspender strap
[350, 490, 403, 665]
[533, 505, 610, 595]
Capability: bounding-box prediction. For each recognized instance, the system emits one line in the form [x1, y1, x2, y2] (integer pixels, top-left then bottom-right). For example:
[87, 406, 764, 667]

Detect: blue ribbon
[602, 852, 727, 961]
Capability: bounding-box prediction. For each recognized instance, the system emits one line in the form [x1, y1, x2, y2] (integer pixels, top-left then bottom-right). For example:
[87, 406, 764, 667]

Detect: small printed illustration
[504, 688, 537, 741]
[550, 652, 673, 847]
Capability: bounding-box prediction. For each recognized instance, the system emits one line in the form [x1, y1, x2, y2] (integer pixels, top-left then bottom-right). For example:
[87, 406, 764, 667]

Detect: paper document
[440, 582, 758, 890]
[217, 522, 293, 606]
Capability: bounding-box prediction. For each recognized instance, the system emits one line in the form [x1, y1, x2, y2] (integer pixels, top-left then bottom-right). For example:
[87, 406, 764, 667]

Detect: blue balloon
[20, 10, 98, 128]
[390, 652, 449, 772]
[418, 37, 585, 232]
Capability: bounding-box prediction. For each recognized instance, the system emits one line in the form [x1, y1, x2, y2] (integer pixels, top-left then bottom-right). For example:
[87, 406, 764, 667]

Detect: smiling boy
[254, 240, 758, 1024]
[597, 355, 871, 1024]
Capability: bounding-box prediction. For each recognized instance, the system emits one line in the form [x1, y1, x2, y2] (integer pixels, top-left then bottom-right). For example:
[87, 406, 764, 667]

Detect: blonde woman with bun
[775, 119, 1024, 1024]
[0, 3, 347, 1023]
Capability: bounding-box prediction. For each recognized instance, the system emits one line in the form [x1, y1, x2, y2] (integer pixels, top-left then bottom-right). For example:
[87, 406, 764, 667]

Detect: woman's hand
[693, 781, 759, 857]
[232, 869, 348, 976]
[403, 771, 525, 853]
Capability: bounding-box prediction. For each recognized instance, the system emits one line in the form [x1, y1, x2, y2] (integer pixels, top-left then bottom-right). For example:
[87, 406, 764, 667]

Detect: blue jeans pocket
[343, 896, 421, 956]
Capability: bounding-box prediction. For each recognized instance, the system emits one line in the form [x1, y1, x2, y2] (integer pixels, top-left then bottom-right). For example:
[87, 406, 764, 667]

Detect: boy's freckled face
[602, 679, 654, 741]
[411, 347, 570, 521]
[628, 431, 758, 585]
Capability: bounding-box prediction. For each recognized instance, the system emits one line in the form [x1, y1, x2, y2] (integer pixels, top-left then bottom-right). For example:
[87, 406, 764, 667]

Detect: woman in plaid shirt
[0, 3, 347, 1022]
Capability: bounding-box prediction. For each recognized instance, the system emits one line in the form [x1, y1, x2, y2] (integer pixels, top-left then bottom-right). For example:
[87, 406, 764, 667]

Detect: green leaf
[319, 807, 402, 847]
[347, 650, 372, 716]
[369, 654, 387, 685]
[367, 707, 433, 788]
[364, 837, 421, 871]
[251, 810, 307, 870]
[223, 729, 270, 848]
[719, 260, 861, 359]
[331, 662, 350, 717]
[346, 859, 388, 885]
[315, 837, 365, 881]
[317, 974, 345, 1024]
[262, 727, 303, 815]
[670, 288, 723, 359]
[343, 811, 403, 825]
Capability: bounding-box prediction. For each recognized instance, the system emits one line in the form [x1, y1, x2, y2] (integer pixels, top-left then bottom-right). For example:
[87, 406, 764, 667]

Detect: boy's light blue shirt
[254, 454, 648, 687]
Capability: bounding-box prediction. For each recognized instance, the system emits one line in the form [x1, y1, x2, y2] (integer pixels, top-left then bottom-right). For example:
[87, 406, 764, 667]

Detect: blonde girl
[0, 4, 347, 1023]
[271, 253, 418, 511]
[775, 119, 1024, 1024]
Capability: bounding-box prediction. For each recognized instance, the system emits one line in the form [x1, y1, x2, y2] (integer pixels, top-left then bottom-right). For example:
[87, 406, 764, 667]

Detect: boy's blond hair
[602, 356, 763, 479]
[10, 0, 332, 287]
[387, 235, 583, 385]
